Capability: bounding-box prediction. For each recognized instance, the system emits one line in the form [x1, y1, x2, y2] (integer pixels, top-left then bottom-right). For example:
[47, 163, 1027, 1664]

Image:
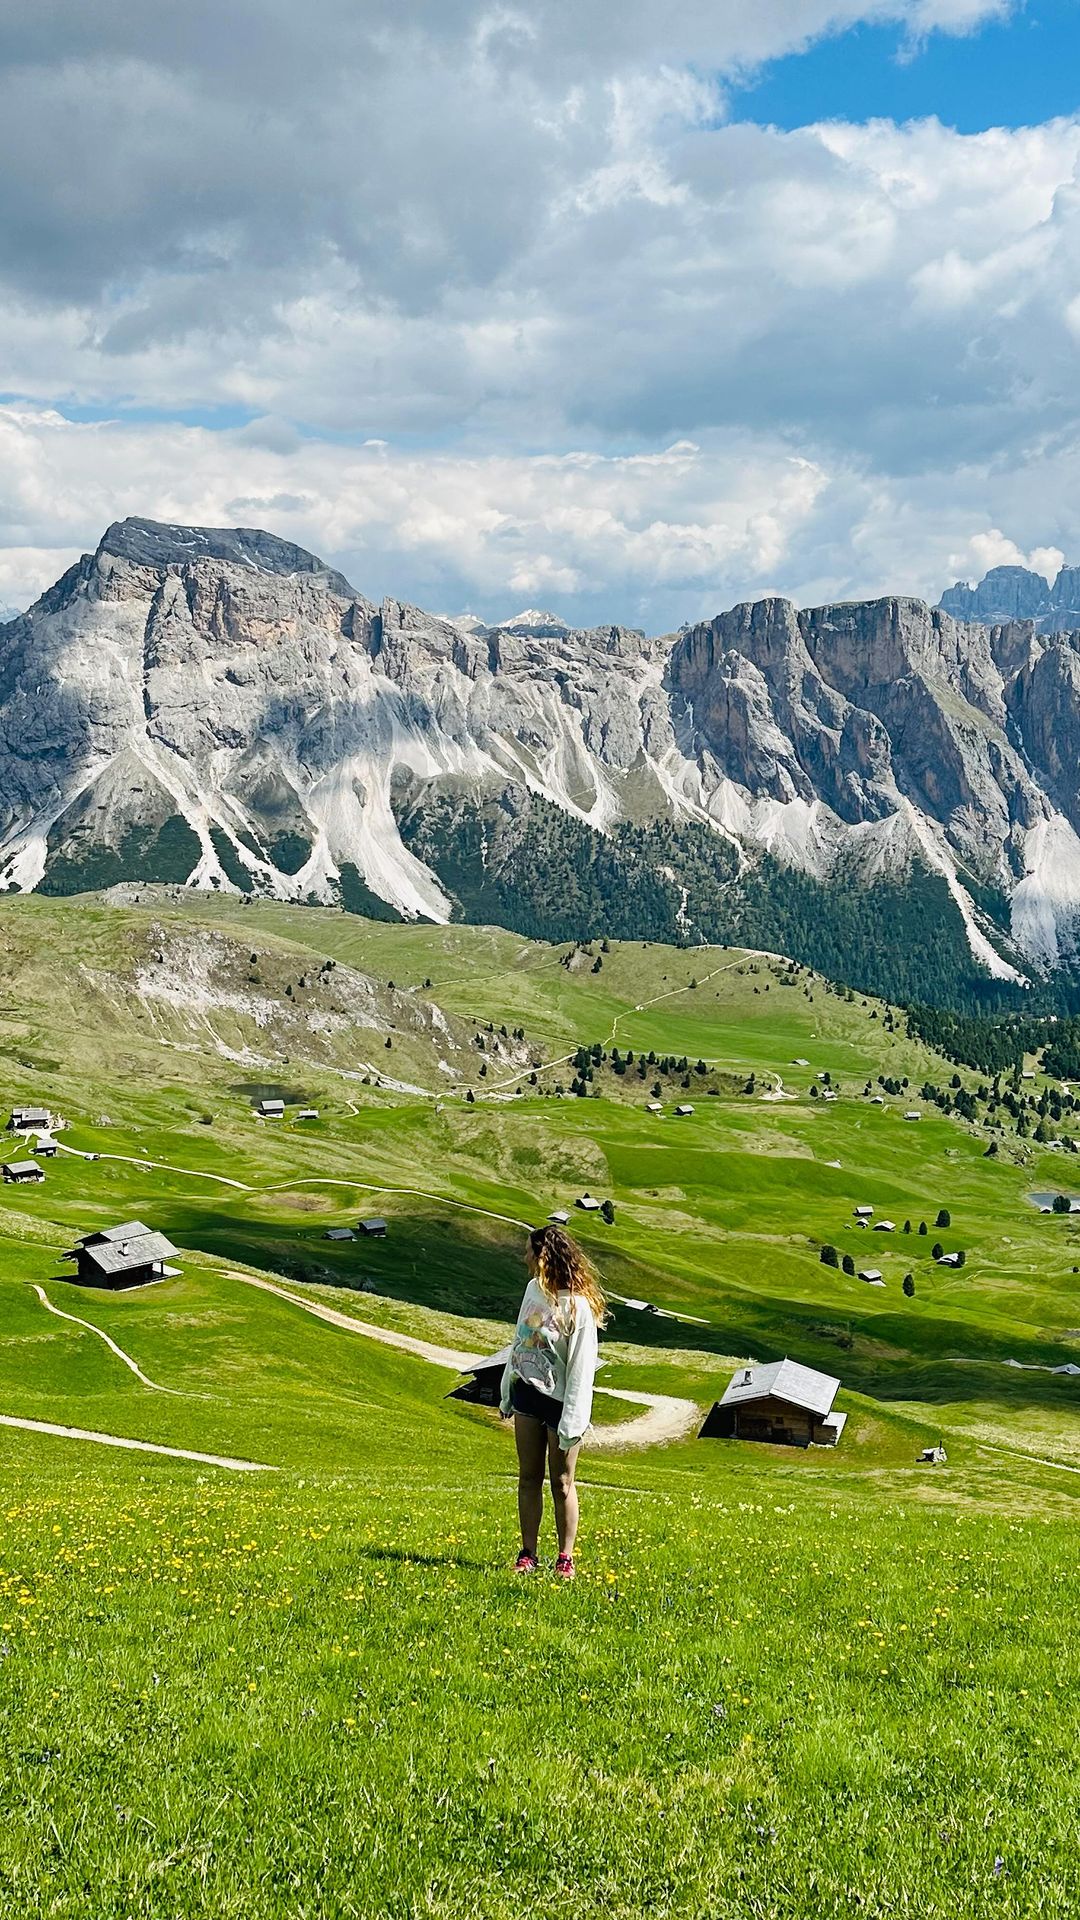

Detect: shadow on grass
[356, 1544, 491, 1573]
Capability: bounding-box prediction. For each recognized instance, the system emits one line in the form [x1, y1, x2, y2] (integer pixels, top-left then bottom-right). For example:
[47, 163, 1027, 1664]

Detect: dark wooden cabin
[63, 1220, 180, 1290]
[448, 1345, 512, 1408]
[700, 1357, 846, 1448]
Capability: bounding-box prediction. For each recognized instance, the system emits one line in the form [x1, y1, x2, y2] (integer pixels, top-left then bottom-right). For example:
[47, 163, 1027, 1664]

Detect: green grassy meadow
[0, 892, 1077, 1916]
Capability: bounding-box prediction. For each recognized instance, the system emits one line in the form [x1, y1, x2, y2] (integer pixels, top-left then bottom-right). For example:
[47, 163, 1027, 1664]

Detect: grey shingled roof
[82, 1230, 177, 1276]
[719, 1357, 839, 1420]
[3, 1160, 41, 1177]
[77, 1220, 153, 1247]
[467, 1343, 513, 1375]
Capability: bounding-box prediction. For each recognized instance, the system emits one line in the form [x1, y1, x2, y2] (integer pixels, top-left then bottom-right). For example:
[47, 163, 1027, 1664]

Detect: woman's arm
[500, 1287, 529, 1417]
[559, 1301, 599, 1449]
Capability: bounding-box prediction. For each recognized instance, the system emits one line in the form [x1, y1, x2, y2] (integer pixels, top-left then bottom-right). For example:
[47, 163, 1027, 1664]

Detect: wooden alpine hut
[699, 1358, 846, 1448]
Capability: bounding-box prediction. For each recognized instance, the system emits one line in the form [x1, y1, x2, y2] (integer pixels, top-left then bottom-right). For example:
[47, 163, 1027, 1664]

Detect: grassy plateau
[0, 890, 1076, 1917]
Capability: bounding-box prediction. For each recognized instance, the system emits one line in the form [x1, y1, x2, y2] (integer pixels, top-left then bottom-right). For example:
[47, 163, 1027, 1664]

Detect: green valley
[0, 890, 1077, 1918]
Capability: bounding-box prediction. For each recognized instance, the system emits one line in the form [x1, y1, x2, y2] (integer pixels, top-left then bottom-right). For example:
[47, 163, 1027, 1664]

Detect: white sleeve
[500, 1287, 528, 1415]
[559, 1299, 598, 1449]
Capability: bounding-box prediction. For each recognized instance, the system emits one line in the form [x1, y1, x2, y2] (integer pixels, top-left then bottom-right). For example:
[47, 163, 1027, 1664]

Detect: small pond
[230, 1081, 317, 1107]
[1028, 1190, 1080, 1213]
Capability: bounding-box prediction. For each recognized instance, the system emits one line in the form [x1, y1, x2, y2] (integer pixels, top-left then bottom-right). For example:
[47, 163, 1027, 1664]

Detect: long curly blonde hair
[528, 1224, 609, 1327]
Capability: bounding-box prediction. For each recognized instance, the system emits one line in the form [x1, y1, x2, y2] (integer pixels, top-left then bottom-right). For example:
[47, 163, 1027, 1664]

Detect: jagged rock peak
[96, 516, 358, 599]
[938, 561, 1080, 634]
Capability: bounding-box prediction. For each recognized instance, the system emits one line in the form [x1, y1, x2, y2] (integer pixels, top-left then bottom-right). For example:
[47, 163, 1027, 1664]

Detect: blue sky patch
[730, 2, 1080, 134]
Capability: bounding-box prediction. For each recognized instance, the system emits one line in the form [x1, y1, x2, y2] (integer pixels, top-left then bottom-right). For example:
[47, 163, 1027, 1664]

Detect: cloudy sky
[2, 0, 1080, 627]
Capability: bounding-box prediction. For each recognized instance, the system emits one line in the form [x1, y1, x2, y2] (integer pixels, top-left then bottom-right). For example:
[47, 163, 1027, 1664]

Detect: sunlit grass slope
[0, 893, 1077, 1916]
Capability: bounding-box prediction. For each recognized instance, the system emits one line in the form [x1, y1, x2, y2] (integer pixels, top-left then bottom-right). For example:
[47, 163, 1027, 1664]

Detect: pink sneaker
[514, 1549, 539, 1574]
[555, 1553, 575, 1581]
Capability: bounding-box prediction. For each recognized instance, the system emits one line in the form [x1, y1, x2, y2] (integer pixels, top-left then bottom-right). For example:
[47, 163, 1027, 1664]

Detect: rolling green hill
[0, 892, 1077, 1916]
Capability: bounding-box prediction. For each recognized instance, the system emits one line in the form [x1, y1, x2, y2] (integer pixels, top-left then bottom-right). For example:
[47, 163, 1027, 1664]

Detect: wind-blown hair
[527, 1224, 609, 1328]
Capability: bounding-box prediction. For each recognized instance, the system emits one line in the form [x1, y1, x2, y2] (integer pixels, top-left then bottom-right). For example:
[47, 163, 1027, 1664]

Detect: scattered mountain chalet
[64, 1220, 181, 1289]
[700, 1358, 846, 1448]
[2, 1159, 43, 1183]
[549, 1210, 570, 1226]
[859, 1268, 885, 1286]
[358, 1218, 387, 1237]
[448, 1344, 513, 1408]
[325, 1227, 356, 1242]
[256, 1098, 285, 1118]
[675, 1104, 694, 1117]
[8, 1106, 52, 1132]
[576, 1194, 602, 1212]
[449, 1342, 607, 1408]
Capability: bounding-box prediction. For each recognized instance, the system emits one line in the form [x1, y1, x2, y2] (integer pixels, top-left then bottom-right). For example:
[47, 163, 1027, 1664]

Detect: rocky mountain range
[5, 516, 1080, 1005]
[938, 561, 1080, 633]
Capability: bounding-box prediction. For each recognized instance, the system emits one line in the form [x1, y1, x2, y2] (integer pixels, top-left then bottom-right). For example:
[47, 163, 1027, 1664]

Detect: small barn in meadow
[646, 1102, 663, 1114]
[256, 1098, 285, 1118]
[576, 1194, 602, 1212]
[34, 1137, 57, 1158]
[296, 1108, 319, 1121]
[858, 1268, 885, 1285]
[325, 1227, 356, 1242]
[9, 1106, 51, 1133]
[549, 1210, 570, 1226]
[853, 1205, 874, 1219]
[675, 1104, 694, 1117]
[904, 1111, 922, 1122]
[2, 1159, 43, 1184]
[358, 1218, 387, 1237]
[63, 1221, 180, 1290]
[448, 1344, 512, 1408]
[937, 1251, 963, 1268]
[872, 1220, 896, 1232]
[699, 1358, 845, 1449]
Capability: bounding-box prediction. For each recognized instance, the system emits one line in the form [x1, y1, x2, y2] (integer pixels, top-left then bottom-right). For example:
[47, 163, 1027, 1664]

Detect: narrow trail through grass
[224, 1268, 700, 1450]
[0, 1412, 275, 1470]
[29, 1284, 180, 1394]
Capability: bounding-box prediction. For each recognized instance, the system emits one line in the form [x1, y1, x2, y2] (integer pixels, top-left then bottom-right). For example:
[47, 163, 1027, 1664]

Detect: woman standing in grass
[500, 1223, 607, 1580]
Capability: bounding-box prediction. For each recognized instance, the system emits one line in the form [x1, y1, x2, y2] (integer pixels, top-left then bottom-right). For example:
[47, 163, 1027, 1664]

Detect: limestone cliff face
[6, 515, 1080, 974]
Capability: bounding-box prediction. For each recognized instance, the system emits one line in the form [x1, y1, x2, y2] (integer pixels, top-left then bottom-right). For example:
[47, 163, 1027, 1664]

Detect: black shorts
[510, 1377, 564, 1431]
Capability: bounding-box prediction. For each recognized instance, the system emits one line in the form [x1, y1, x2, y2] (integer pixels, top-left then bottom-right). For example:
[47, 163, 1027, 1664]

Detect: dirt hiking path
[227, 1270, 699, 1450]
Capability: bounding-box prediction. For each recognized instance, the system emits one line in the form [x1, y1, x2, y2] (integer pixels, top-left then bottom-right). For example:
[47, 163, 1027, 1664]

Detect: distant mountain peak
[938, 559, 1080, 632]
[96, 516, 358, 599]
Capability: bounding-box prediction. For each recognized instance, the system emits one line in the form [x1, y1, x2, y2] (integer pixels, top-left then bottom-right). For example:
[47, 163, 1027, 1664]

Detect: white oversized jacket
[499, 1278, 599, 1449]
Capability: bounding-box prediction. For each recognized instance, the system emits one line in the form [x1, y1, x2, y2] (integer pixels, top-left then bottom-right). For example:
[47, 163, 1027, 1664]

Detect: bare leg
[547, 1432, 581, 1557]
[514, 1412, 548, 1555]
